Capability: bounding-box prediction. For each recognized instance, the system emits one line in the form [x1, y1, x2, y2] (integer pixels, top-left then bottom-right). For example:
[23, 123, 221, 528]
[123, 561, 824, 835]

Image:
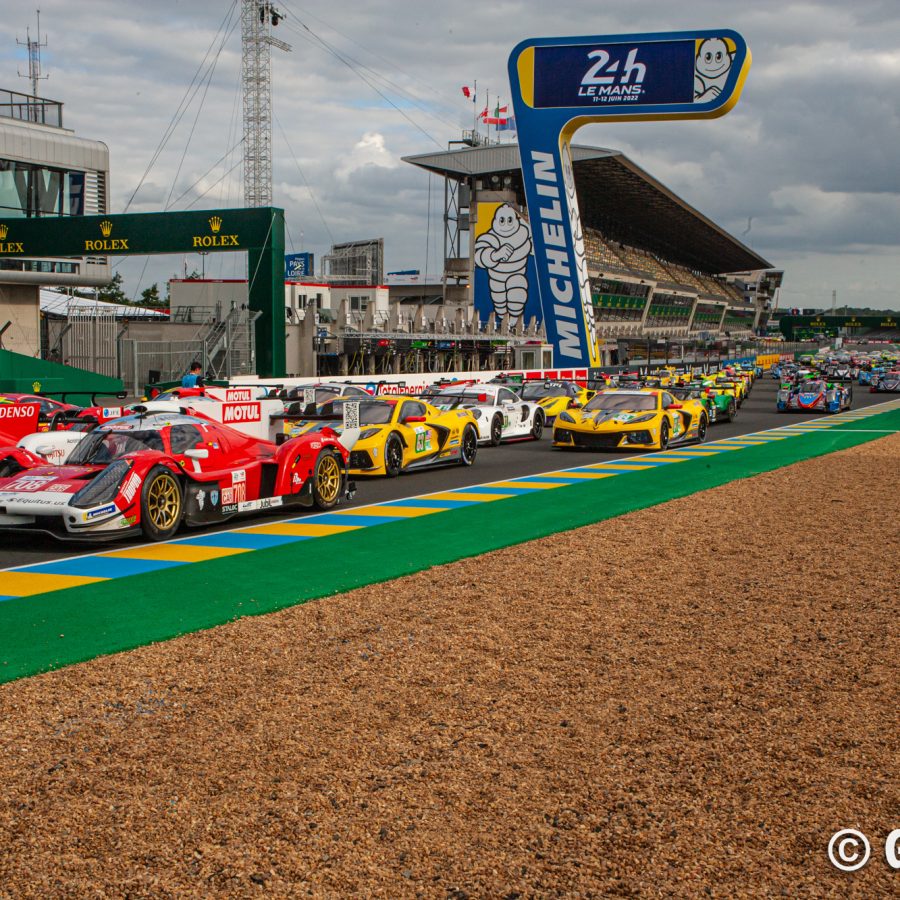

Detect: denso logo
[0, 405, 37, 419]
[222, 402, 261, 423]
[225, 388, 253, 402]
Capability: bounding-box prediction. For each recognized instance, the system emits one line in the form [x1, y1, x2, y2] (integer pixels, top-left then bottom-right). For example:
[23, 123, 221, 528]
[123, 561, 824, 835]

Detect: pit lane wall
[232, 353, 783, 396]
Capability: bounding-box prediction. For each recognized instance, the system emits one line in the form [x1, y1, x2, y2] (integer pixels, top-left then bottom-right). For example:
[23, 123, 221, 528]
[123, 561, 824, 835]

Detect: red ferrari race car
[0, 392, 83, 430]
[0, 409, 358, 541]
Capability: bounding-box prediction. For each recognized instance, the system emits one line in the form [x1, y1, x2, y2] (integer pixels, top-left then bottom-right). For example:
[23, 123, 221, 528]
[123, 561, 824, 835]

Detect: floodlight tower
[241, 1, 291, 207]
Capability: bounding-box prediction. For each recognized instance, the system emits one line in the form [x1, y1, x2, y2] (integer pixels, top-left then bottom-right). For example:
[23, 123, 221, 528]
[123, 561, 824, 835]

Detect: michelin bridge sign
[509, 29, 751, 366]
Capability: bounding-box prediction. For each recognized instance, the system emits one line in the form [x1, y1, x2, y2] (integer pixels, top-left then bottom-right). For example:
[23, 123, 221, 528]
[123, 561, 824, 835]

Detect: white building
[0, 87, 110, 356]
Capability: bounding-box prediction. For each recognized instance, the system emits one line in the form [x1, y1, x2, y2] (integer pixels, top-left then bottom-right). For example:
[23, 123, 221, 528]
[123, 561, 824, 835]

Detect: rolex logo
[100, 220, 113, 237]
[209, 216, 223, 234]
[0, 224, 7, 240]
[85, 220, 128, 252]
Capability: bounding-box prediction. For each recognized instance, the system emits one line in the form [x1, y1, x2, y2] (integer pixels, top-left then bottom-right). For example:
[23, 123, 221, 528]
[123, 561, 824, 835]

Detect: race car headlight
[558, 411, 576, 424]
[359, 428, 381, 440]
[470, 409, 482, 419]
[70, 459, 131, 509]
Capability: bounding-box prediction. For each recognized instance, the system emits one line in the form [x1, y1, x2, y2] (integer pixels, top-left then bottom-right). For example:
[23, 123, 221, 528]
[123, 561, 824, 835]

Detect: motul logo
[222, 402, 261, 423]
[0, 405, 37, 419]
[225, 389, 253, 402]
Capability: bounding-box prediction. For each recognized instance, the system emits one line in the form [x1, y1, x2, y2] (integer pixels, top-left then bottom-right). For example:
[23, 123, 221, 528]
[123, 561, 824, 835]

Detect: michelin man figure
[473, 204, 532, 325]
[694, 37, 734, 102]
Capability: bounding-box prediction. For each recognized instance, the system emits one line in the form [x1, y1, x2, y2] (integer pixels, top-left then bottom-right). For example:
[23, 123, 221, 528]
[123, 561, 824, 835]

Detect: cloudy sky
[1, 0, 899, 309]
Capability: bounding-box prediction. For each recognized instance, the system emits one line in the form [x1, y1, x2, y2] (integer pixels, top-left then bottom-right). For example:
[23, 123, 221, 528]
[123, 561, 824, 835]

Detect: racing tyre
[697, 414, 708, 443]
[459, 424, 478, 467]
[489, 414, 503, 446]
[659, 420, 670, 450]
[531, 411, 545, 440]
[312, 448, 343, 510]
[727, 399, 737, 422]
[384, 433, 403, 477]
[141, 466, 183, 541]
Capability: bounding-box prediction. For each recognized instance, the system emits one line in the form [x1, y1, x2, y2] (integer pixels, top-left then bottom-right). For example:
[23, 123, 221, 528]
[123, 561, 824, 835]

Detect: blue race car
[777, 379, 852, 413]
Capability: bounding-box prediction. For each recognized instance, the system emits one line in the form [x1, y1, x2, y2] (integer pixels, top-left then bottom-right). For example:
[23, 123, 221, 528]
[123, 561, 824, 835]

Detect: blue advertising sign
[285, 252, 314, 279]
[533, 40, 695, 109]
[508, 29, 751, 367]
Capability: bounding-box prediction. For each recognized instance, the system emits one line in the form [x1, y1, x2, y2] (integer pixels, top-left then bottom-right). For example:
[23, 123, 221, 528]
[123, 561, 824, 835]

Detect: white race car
[430, 383, 545, 444]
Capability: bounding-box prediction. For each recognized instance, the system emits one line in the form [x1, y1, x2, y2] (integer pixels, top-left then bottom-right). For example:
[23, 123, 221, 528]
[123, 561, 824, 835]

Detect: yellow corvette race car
[517, 380, 593, 421]
[284, 396, 479, 476]
[552, 388, 709, 451]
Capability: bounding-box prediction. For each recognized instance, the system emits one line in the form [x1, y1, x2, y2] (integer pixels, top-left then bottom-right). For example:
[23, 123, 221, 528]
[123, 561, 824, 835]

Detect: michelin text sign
[509, 30, 751, 366]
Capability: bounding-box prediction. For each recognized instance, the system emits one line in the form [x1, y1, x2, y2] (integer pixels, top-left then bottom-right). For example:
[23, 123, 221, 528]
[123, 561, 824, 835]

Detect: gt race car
[776, 380, 852, 413]
[0, 410, 357, 541]
[553, 388, 708, 451]
[283, 396, 479, 476]
[516, 380, 592, 422]
[430, 383, 544, 444]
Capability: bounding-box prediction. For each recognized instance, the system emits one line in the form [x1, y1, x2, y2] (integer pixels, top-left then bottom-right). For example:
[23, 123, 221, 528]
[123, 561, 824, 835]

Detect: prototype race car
[283, 396, 479, 476]
[430, 383, 544, 444]
[0, 410, 357, 541]
[776, 379, 852, 413]
[670, 383, 736, 424]
[516, 380, 592, 422]
[553, 388, 708, 451]
[0, 392, 83, 430]
[871, 369, 900, 392]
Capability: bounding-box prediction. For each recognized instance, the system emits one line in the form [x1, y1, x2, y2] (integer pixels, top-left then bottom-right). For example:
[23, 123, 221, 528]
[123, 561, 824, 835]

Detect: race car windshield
[583, 393, 656, 412]
[325, 400, 395, 425]
[521, 383, 572, 399]
[67, 429, 165, 464]
[433, 391, 486, 408]
[287, 386, 341, 403]
[800, 383, 824, 392]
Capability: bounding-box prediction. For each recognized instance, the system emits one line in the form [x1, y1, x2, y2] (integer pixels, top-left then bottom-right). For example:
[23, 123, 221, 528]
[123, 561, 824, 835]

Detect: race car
[776, 379, 852, 413]
[283, 396, 479, 476]
[870, 369, 900, 392]
[670, 383, 736, 424]
[0, 393, 83, 430]
[826, 363, 854, 382]
[0, 410, 357, 542]
[280, 381, 373, 409]
[430, 383, 545, 444]
[516, 380, 592, 422]
[552, 388, 708, 451]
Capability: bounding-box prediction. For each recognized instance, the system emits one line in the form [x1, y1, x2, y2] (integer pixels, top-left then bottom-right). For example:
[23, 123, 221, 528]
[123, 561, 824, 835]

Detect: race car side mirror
[403, 415, 426, 423]
[184, 448, 209, 460]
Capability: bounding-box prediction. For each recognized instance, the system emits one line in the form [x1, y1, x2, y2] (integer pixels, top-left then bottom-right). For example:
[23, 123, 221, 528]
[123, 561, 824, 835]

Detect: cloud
[1, 0, 898, 307]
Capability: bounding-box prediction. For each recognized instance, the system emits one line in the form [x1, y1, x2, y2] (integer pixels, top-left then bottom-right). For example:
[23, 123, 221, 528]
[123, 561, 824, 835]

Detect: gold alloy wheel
[316, 453, 341, 503]
[146, 473, 181, 531]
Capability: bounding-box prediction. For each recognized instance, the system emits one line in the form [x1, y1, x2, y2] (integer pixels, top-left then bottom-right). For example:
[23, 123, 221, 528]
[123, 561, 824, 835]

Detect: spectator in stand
[181, 361, 204, 388]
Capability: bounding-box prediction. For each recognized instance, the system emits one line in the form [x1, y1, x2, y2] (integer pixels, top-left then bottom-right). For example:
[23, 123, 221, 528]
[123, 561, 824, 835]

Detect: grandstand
[404, 142, 782, 352]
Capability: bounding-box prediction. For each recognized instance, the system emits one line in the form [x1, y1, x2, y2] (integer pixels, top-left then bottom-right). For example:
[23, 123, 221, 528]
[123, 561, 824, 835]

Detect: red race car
[0, 392, 82, 431]
[0, 410, 356, 541]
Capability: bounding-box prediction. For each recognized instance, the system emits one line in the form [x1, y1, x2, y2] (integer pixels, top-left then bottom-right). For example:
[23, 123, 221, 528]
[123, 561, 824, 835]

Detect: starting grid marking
[2, 398, 898, 600]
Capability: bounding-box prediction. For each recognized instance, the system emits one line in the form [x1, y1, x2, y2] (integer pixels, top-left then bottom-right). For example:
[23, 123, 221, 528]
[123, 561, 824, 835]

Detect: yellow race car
[553, 388, 708, 451]
[284, 396, 479, 476]
[517, 380, 593, 421]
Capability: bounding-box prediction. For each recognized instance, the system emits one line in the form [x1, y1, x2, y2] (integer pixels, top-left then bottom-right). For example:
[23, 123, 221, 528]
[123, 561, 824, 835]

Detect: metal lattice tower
[241, 1, 290, 208]
[17, 9, 48, 113]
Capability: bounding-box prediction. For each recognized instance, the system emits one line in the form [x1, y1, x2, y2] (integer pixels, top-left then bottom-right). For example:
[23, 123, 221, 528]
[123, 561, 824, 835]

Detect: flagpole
[472, 79, 477, 136]
[486, 90, 491, 142]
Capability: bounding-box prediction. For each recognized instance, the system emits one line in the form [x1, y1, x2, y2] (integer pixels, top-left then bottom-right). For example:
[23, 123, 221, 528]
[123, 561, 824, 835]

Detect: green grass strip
[1, 408, 898, 684]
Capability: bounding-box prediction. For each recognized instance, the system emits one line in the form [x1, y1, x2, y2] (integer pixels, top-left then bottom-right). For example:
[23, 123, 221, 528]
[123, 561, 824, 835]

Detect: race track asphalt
[0, 376, 885, 570]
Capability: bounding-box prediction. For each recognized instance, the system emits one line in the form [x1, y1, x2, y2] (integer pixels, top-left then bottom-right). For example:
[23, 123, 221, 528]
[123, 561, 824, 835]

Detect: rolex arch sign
[509, 29, 751, 366]
[0, 207, 286, 377]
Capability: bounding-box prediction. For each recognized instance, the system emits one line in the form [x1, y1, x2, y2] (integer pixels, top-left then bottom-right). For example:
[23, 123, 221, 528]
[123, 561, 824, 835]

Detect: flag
[494, 103, 508, 116]
[461, 86, 472, 99]
[478, 106, 489, 120]
[496, 114, 516, 132]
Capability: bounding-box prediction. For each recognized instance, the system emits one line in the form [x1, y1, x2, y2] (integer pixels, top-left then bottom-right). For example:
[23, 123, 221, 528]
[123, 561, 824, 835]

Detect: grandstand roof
[403, 143, 772, 276]
[40, 289, 166, 319]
